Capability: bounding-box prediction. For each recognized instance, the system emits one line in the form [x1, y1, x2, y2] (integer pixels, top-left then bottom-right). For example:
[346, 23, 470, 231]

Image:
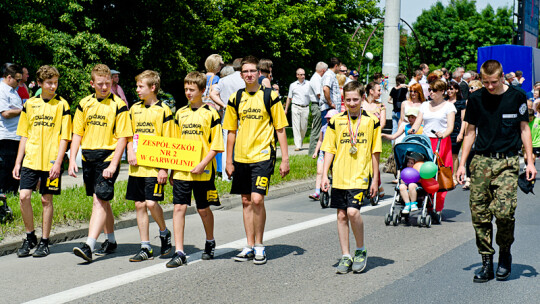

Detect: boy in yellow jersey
[223, 55, 290, 265]
[126, 70, 173, 262]
[69, 64, 133, 263]
[12, 65, 72, 258]
[166, 71, 224, 268]
[321, 81, 381, 274]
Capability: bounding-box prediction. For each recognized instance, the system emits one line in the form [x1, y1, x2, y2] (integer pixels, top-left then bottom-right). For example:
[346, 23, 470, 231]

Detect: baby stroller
[384, 134, 439, 227]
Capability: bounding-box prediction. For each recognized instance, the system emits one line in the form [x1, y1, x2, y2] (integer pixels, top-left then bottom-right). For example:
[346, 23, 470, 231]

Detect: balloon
[420, 162, 438, 179]
[420, 178, 439, 194]
[401, 167, 420, 184]
[413, 161, 424, 172]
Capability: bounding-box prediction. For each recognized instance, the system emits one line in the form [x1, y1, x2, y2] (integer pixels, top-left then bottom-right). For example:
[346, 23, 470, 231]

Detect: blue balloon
[401, 167, 420, 184]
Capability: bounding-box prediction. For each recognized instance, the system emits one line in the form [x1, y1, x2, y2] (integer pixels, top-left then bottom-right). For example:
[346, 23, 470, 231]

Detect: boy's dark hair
[136, 70, 161, 93]
[373, 72, 383, 81]
[258, 58, 272, 73]
[396, 73, 406, 85]
[480, 60, 503, 78]
[241, 55, 259, 70]
[365, 81, 378, 97]
[515, 70, 523, 77]
[343, 80, 365, 97]
[2, 63, 22, 78]
[36, 65, 60, 83]
[328, 57, 341, 69]
[232, 58, 243, 71]
[184, 71, 206, 91]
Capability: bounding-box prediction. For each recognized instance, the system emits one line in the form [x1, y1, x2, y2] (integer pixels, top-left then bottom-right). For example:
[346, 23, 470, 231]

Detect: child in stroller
[399, 152, 425, 214]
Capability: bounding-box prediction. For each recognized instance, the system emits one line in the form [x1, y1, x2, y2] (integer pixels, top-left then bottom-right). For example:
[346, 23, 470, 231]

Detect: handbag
[435, 152, 455, 191]
[383, 152, 397, 177]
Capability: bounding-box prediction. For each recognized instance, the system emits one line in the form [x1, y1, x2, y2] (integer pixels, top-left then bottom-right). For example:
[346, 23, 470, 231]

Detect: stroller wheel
[434, 211, 442, 224]
[320, 191, 330, 209]
[370, 193, 379, 206]
[392, 213, 400, 226]
[417, 215, 424, 227]
[425, 214, 432, 228]
[384, 213, 392, 226]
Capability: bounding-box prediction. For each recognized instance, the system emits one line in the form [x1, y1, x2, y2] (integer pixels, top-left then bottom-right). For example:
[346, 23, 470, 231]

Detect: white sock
[356, 246, 366, 252]
[106, 233, 116, 244]
[141, 241, 151, 250]
[343, 254, 352, 259]
[86, 238, 97, 251]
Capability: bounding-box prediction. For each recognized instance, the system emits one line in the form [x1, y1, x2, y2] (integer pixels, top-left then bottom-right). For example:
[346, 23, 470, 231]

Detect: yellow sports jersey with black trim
[321, 110, 382, 190]
[128, 101, 175, 177]
[73, 93, 133, 162]
[222, 86, 288, 163]
[16, 94, 72, 171]
[173, 104, 224, 181]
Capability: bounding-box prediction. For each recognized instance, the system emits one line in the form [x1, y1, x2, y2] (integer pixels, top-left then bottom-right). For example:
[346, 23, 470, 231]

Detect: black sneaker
[17, 238, 37, 257]
[166, 251, 187, 268]
[32, 241, 50, 258]
[95, 239, 117, 256]
[160, 231, 172, 256]
[129, 247, 154, 262]
[73, 244, 93, 262]
[201, 240, 216, 260]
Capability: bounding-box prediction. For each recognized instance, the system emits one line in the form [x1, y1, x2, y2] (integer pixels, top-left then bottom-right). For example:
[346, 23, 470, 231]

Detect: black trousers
[0, 139, 20, 193]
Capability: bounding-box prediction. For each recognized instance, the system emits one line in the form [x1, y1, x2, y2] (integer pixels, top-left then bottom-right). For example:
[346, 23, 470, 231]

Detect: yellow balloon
[413, 161, 424, 172]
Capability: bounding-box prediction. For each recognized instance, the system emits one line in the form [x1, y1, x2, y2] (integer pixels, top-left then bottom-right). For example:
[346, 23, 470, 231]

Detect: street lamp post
[365, 52, 373, 84]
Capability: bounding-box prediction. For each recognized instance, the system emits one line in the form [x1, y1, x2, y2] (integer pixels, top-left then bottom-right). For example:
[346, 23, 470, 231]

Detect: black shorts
[20, 167, 62, 195]
[533, 147, 540, 156]
[82, 159, 120, 201]
[126, 176, 164, 202]
[330, 188, 367, 210]
[230, 159, 275, 196]
[173, 179, 220, 209]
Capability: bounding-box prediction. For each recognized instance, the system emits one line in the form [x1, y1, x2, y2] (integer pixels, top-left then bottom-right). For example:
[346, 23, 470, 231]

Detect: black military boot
[473, 254, 494, 283]
[496, 250, 512, 281]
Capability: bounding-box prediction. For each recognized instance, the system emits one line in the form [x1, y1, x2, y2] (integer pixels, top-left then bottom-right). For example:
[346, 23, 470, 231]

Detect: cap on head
[111, 70, 120, 75]
[325, 109, 339, 118]
[349, 70, 359, 77]
[405, 107, 419, 117]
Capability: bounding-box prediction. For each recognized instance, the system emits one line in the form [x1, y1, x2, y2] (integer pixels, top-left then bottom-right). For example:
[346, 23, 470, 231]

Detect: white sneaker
[253, 246, 267, 265]
[410, 202, 419, 212]
[402, 202, 411, 214]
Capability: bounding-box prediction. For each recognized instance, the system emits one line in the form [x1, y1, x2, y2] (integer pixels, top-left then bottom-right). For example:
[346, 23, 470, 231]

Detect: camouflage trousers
[469, 155, 519, 255]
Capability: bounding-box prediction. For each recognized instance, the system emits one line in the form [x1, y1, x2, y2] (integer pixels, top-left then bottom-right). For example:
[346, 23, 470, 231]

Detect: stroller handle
[431, 130, 442, 153]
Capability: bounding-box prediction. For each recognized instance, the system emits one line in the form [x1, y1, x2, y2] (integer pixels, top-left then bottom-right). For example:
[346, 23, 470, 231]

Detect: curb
[0, 179, 314, 256]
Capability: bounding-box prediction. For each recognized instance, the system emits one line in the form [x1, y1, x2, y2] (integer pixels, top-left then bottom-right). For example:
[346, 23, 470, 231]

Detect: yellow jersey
[73, 93, 132, 162]
[173, 104, 224, 181]
[129, 101, 175, 177]
[222, 86, 288, 163]
[321, 110, 382, 189]
[16, 94, 72, 171]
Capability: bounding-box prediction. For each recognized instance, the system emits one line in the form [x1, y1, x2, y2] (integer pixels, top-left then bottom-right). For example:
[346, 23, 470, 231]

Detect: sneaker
[166, 251, 187, 268]
[253, 246, 267, 265]
[352, 249, 368, 273]
[234, 247, 254, 262]
[402, 202, 411, 214]
[32, 241, 50, 258]
[129, 247, 154, 262]
[201, 240, 216, 260]
[73, 244, 93, 262]
[95, 239, 117, 256]
[336, 256, 353, 274]
[410, 202, 419, 212]
[17, 238, 37, 257]
[160, 231, 172, 256]
[309, 193, 320, 201]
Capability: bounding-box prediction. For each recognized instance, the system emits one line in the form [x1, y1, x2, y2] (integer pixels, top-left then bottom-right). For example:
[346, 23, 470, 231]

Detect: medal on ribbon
[347, 110, 361, 154]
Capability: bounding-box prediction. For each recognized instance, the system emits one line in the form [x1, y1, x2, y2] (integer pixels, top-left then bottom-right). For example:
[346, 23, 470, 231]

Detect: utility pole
[381, 0, 400, 122]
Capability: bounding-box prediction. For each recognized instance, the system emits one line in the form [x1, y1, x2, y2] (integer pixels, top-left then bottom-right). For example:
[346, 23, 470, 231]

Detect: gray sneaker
[336, 256, 352, 274]
[352, 249, 367, 273]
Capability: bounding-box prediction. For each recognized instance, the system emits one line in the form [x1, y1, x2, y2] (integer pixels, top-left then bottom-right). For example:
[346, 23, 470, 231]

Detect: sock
[141, 241, 151, 250]
[106, 233, 116, 244]
[26, 231, 37, 242]
[40, 238, 49, 245]
[206, 239, 215, 243]
[86, 238, 97, 251]
[315, 188, 320, 195]
[343, 254, 352, 259]
[159, 228, 169, 237]
[176, 250, 185, 256]
[254, 244, 265, 254]
[356, 246, 366, 252]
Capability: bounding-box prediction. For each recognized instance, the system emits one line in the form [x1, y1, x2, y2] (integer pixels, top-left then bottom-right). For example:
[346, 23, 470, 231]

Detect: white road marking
[25, 198, 392, 304]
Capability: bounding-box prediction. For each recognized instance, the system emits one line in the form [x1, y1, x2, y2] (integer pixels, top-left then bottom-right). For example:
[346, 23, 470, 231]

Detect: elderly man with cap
[111, 69, 128, 107]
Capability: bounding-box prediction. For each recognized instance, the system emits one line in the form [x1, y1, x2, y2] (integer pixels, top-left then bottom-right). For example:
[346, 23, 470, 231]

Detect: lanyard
[347, 109, 361, 154]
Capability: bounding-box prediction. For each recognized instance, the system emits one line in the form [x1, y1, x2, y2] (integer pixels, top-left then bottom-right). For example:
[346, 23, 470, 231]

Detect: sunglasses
[340, 70, 347, 72]
[428, 88, 439, 92]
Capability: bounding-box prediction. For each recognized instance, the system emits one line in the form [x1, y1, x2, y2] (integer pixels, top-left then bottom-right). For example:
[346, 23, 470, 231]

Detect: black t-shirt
[450, 99, 467, 136]
[389, 87, 408, 112]
[464, 86, 528, 153]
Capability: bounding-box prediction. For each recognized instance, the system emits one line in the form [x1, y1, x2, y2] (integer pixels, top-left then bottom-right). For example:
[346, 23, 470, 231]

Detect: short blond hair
[91, 64, 111, 81]
[480, 60, 504, 78]
[205, 54, 223, 74]
[336, 74, 346, 88]
[36, 65, 60, 83]
[135, 70, 161, 93]
[184, 71, 206, 91]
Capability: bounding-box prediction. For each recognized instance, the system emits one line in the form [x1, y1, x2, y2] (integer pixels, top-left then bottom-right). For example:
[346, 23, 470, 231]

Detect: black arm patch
[76, 105, 83, 112]
[374, 121, 380, 129]
[210, 116, 220, 128]
[328, 120, 335, 130]
[117, 105, 128, 114]
[163, 114, 174, 123]
[63, 109, 71, 116]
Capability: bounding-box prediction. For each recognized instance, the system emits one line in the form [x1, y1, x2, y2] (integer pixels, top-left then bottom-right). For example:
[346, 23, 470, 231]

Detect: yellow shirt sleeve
[127, 106, 135, 143]
[16, 103, 29, 138]
[73, 101, 85, 137]
[60, 101, 73, 141]
[270, 92, 288, 130]
[114, 101, 133, 138]
[209, 110, 224, 152]
[371, 117, 382, 154]
[223, 93, 239, 131]
[321, 118, 337, 155]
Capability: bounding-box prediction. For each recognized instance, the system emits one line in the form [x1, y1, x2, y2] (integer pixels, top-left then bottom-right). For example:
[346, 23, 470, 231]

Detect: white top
[287, 80, 311, 106]
[419, 101, 456, 138]
[214, 71, 246, 106]
[0, 81, 23, 140]
[309, 73, 322, 103]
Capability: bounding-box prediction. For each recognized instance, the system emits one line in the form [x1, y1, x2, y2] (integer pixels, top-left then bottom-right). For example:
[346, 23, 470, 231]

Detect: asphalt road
[2, 176, 540, 303]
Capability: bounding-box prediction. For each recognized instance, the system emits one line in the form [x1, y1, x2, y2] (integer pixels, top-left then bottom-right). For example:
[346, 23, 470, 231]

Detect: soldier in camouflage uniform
[457, 60, 537, 283]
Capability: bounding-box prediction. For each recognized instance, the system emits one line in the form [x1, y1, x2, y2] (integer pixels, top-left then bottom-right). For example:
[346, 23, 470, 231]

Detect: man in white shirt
[320, 57, 341, 116]
[0, 63, 23, 193]
[308, 62, 327, 155]
[285, 68, 311, 151]
[419, 63, 429, 84]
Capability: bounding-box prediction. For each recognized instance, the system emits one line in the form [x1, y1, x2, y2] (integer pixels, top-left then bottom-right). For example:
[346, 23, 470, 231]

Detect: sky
[378, 0, 515, 24]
